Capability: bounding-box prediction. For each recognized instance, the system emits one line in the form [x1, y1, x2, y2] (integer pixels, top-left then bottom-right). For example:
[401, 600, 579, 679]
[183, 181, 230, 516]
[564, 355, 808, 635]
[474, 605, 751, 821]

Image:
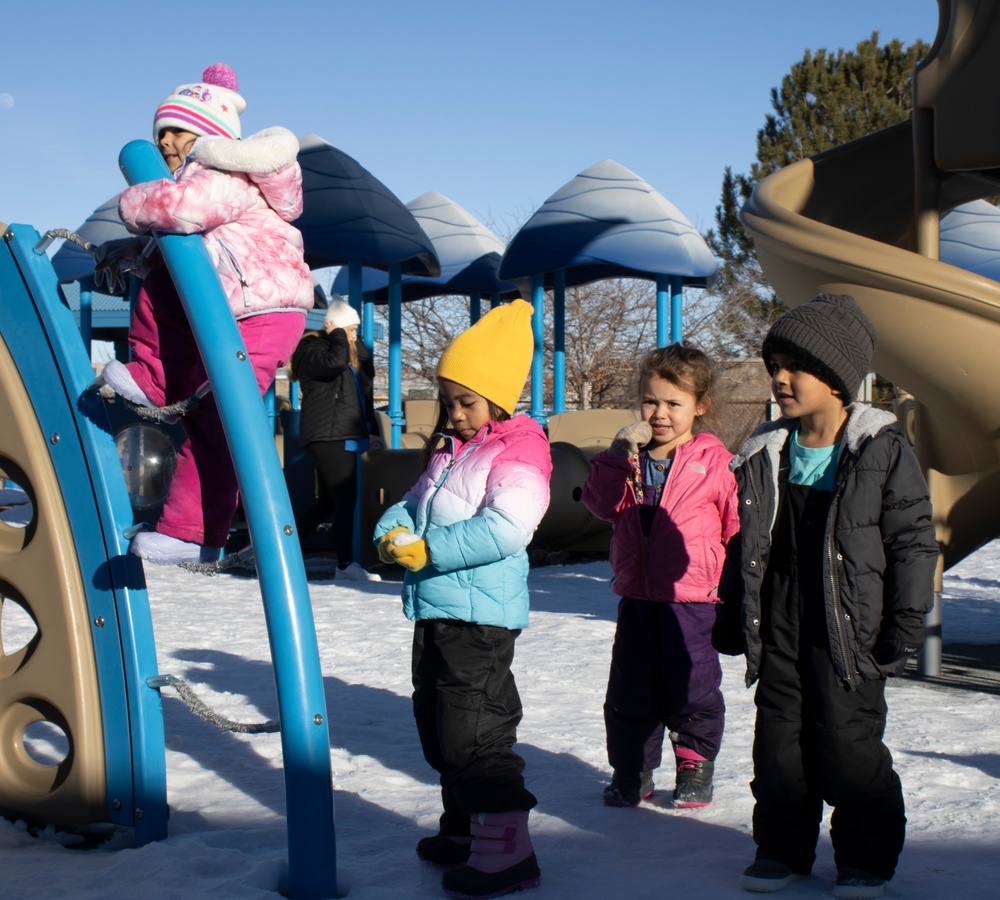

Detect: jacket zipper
[217, 237, 251, 307]
[642, 442, 679, 587]
[422, 430, 487, 534]
[827, 469, 856, 689]
[747, 464, 764, 682]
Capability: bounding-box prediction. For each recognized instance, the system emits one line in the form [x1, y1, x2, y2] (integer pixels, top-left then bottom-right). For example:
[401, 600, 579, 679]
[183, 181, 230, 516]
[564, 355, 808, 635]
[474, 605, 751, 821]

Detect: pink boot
[441, 810, 541, 898]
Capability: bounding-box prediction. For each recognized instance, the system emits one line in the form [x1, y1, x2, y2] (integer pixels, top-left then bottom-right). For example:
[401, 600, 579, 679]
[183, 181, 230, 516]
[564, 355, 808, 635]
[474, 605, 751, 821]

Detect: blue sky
[1, 1, 937, 254]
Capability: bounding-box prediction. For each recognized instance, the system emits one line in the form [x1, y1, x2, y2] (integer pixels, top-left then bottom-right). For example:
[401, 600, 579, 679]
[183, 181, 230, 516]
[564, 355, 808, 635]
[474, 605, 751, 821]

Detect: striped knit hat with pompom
[153, 63, 246, 142]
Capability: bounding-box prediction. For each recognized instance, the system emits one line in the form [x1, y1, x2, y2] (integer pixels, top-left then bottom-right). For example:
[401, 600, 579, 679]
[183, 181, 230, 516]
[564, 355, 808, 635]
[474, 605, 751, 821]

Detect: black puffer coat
[717, 404, 939, 690]
[291, 329, 377, 446]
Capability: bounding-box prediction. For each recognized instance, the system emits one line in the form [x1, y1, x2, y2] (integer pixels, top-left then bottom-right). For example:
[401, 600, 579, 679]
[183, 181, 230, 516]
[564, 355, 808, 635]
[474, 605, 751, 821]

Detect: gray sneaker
[740, 859, 804, 892]
[833, 868, 885, 899]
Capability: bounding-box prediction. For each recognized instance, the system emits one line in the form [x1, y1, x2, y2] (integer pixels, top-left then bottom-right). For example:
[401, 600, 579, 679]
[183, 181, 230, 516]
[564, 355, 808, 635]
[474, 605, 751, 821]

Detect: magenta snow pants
[125, 262, 306, 547]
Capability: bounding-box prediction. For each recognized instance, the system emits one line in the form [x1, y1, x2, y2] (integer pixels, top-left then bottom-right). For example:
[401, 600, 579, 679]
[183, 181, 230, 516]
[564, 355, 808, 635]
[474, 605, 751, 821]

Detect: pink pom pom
[202, 63, 238, 91]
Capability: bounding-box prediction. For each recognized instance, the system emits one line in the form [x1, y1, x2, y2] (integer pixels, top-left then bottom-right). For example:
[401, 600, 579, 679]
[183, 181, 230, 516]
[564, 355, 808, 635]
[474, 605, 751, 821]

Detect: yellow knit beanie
[436, 299, 534, 415]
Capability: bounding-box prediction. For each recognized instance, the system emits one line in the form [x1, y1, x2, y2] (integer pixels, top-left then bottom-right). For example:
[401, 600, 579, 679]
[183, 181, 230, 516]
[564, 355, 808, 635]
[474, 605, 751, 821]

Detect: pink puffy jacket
[582, 431, 740, 603]
[119, 126, 314, 319]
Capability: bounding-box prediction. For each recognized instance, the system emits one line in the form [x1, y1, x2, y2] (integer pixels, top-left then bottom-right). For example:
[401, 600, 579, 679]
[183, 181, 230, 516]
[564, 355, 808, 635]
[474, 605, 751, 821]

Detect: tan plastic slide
[740, 0, 1000, 572]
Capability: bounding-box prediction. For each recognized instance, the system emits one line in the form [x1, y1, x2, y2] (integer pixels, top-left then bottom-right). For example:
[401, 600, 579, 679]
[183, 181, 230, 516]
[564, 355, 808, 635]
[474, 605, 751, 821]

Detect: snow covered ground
[1, 541, 998, 899]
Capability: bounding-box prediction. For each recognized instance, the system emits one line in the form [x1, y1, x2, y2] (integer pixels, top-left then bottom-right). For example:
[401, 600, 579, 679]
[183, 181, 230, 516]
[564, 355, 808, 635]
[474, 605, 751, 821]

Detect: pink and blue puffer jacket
[118, 126, 314, 320]
[373, 415, 552, 630]
[582, 430, 740, 603]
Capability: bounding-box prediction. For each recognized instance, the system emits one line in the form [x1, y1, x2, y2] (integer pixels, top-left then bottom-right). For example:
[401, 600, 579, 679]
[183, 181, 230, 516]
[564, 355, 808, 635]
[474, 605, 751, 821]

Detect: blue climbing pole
[117, 140, 337, 899]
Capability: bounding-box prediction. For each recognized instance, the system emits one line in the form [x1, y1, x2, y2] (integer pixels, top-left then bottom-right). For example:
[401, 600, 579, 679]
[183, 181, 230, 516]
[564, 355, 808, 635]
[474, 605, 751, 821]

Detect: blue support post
[552, 269, 566, 414]
[339, 278, 375, 563]
[357, 291, 378, 564]
[362, 293, 376, 354]
[530, 274, 546, 424]
[656, 274, 670, 348]
[470, 290, 482, 325]
[490, 293, 502, 310]
[120, 140, 337, 900]
[670, 274, 684, 344]
[388, 263, 403, 449]
[264, 382, 277, 435]
[79, 276, 94, 353]
[348, 261, 362, 321]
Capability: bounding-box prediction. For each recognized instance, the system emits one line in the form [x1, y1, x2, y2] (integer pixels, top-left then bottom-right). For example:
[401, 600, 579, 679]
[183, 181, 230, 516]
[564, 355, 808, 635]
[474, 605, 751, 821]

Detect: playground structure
[1, 142, 337, 898]
[3, 123, 714, 895]
[739, 0, 1000, 673]
[4, 0, 1000, 892]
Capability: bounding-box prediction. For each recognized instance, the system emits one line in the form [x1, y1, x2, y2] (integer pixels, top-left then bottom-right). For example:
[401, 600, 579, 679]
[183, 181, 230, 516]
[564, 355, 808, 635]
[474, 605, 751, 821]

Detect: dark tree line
[704, 32, 930, 357]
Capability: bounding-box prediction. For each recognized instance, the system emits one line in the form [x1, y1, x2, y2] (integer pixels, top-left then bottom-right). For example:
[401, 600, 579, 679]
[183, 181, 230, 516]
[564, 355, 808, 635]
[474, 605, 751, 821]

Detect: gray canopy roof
[498, 159, 718, 289]
[330, 191, 517, 302]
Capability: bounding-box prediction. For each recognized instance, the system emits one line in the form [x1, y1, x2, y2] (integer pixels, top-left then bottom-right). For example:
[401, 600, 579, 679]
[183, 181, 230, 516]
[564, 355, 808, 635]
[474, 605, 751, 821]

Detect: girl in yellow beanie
[374, 299, 552, 898]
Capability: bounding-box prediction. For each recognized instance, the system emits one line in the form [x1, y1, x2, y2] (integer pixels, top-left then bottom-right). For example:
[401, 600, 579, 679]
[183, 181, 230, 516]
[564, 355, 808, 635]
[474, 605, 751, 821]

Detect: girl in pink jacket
[98, 64, 313, 565]
[582, 343, 739, 810]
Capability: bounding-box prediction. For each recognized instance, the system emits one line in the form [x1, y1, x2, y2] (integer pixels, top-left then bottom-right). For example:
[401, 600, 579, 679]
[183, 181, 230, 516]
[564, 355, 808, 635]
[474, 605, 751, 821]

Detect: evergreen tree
[705, 32, 930, 355]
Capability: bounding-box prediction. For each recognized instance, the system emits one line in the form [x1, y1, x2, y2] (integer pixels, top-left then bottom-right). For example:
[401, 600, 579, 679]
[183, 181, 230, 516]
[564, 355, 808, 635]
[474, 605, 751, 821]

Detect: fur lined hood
[730, 403, 898, 474]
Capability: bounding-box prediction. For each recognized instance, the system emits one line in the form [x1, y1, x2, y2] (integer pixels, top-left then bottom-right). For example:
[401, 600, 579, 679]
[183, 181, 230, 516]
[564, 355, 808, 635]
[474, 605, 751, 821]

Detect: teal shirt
[789, 427, 839, 491]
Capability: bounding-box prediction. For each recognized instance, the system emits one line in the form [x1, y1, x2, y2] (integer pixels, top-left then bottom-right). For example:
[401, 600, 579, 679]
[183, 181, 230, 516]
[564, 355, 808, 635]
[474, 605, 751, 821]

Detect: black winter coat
[716, 404, 939, 690]
[291, 329, 377, 446]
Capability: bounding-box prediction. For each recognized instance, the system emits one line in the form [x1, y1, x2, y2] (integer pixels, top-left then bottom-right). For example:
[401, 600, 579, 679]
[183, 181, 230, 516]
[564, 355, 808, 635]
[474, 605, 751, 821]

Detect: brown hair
[638, 342, 717, 429]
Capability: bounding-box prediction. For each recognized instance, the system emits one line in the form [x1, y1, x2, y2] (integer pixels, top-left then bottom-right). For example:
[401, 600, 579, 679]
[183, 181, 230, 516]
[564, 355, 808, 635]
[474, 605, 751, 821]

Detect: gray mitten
[609, 421, 652, 457]
[93, 236, 147, 294]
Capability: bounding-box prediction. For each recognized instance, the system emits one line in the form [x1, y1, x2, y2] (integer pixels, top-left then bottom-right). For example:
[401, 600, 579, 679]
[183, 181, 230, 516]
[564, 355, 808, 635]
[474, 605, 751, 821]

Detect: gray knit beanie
[762, 293, 877, 400]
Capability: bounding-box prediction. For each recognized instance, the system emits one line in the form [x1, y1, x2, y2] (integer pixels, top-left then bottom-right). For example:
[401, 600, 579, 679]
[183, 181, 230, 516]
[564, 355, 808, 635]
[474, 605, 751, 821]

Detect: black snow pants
[412, 619, 537, 838]
[751, 481, 906, 881]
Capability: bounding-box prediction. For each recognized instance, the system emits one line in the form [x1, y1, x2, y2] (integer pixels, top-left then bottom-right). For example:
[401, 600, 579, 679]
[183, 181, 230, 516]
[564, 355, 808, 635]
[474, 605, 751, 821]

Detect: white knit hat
[153, 63, 246, 142]
[324, 299, 361, 329]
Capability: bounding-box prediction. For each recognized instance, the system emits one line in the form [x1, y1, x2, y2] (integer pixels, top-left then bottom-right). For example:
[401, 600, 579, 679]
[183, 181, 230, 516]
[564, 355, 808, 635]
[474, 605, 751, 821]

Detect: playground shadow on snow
[162, 648, 729, 841]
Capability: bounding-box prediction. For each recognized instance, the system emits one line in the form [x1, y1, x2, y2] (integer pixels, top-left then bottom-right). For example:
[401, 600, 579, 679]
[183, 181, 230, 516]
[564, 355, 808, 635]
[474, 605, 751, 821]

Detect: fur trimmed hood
[730, 403, 898, 473]
[189, 126, 300, 176]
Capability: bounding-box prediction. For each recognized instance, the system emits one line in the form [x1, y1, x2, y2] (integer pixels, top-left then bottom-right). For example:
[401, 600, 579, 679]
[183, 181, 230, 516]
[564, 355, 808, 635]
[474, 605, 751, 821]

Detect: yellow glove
[378, 526, 411, 564]
[389, 534, 430, 572]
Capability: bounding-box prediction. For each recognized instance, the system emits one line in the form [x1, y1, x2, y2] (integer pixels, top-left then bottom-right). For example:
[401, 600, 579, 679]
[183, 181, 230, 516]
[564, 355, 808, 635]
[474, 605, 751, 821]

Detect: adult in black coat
[290, 300, 381, 581]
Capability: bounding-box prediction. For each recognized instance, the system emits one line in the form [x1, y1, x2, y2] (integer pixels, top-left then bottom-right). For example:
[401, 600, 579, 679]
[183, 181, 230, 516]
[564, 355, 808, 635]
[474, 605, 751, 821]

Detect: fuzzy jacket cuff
[190, 126, 300, 175]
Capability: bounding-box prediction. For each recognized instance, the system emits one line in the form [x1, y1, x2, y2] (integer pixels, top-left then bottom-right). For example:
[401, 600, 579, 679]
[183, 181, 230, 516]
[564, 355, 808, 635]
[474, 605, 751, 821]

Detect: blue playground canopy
[497, 158, 718, 289]
[497, 159, 719, 419]
[940, 199, 1000, 280]
[330, 190, 518, 302]
[294, 133, 440, 277]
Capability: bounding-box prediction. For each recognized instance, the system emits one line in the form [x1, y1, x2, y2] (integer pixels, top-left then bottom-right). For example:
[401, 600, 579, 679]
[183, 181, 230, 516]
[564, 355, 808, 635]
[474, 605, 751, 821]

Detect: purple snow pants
[604, 596, 725, 772]
[125, 262, 305, 547]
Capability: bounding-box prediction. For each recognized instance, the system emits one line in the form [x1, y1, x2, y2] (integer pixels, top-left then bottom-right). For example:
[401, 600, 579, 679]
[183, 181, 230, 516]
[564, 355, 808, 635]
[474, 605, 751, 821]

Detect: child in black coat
[718, 294, 939, 899]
